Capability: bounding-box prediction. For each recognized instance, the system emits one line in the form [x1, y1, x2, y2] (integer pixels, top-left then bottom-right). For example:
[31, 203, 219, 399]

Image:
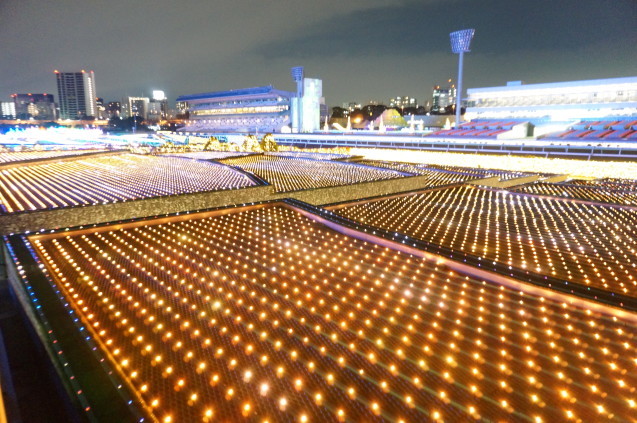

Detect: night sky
[1, 0, 636, 108]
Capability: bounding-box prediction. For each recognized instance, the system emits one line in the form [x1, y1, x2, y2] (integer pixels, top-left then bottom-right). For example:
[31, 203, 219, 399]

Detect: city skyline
[1, 0, 636, 107]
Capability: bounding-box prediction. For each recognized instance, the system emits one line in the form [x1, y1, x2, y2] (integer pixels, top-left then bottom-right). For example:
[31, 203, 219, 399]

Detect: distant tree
[400, 106, 426, 116]
[204, 136, 222, 151]
[361, 104, 387, 121]
[260, 133, 279, 152]
[330, 107, 348, 119]
[241, 135, 262, 152]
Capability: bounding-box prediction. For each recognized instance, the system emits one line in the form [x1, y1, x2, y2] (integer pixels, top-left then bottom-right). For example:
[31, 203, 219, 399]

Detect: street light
[450, 29, 475, 128]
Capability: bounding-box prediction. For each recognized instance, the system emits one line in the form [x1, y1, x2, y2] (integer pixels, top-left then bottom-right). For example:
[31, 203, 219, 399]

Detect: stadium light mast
[450, 29, 475, 128]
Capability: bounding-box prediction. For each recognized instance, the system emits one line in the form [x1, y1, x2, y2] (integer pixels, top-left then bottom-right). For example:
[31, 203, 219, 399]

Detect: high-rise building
[12, 93, 56, 120]
[432, 80, 456, 113]
[1, 101, 16, 119]
[55, 70, 97, 120]
[150, 90, 169, 119]
[121, 96, 150, 120]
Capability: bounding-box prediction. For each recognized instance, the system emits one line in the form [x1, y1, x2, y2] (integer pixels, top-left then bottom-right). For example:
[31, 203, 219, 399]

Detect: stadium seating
[543, 119, 637, 140]
[429, 120, 518, 138]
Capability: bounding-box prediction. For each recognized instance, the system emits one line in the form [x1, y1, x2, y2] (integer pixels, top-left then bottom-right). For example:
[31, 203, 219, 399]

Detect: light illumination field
[164, 152, 254, 160]
[568, 178, 637, 191]
[0, 149, 106, 164]
[353, 148, 637, 180]
[332, 185, 637, 298]
[512, 182, 637, 206]
[359, 160, 483, 184]
[219, 155, 406, 193]
[29, 204, 636, 422]
[0, 154, 256, 213]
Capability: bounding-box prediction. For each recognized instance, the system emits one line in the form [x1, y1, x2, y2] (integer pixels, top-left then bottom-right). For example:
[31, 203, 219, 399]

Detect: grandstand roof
[468, 76, 637, 95]
[176, 85, 294, 102]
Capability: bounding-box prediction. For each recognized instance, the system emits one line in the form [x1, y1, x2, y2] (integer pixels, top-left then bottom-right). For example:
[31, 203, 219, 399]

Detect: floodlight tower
[450, 29, 475, 127]
[291, 66, 304, 132]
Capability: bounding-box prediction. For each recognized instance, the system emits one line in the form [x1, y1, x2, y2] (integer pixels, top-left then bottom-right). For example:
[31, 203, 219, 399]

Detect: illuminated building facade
[464, 76, 637, 122]
[121, 96, 149, 120]
[1, 101, 16, 119]
[95, 97, 106, 119]
[177, 68, 324, 133]
[389, 96, 418, 109]
[177, 86, 294, 133]
[106, 101, 121, 117]
[150, 90, 169, 120]
[432, 82, 456, 113]
[55, 70, 97, 120]
[12, 93, 56, 120]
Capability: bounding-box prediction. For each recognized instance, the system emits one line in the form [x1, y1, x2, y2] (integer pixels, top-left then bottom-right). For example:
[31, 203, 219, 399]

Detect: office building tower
[55, 70, 97, 120]
[151, 90, 169, 119]
[432, 80, 456, 113]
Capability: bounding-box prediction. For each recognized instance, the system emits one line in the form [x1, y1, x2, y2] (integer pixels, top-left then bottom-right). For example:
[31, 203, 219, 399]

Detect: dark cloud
[259, 0, 637, 58]
[0, 0, 635, 108]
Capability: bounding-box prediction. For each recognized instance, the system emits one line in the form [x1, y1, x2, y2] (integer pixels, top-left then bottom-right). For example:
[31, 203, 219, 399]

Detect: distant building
[149, 90, 169, 120]
[177, 67, 324, 133]
[177, 86, 293, 133]
[464, 76, 637, 122]
[106, 102, 121, 117]
[294, 78, 324, 133]
[432, 81, 456, 113]
[342, 102, 361, 113]
[147, 101, 163, 122]
[389, 96, 418, 109]
[55, 70, 97, 119]
[95, 98, 108, 120]
[121, 96, 149, 120]
[1, 101, 16, 119]
[11, 93, 56, 120]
